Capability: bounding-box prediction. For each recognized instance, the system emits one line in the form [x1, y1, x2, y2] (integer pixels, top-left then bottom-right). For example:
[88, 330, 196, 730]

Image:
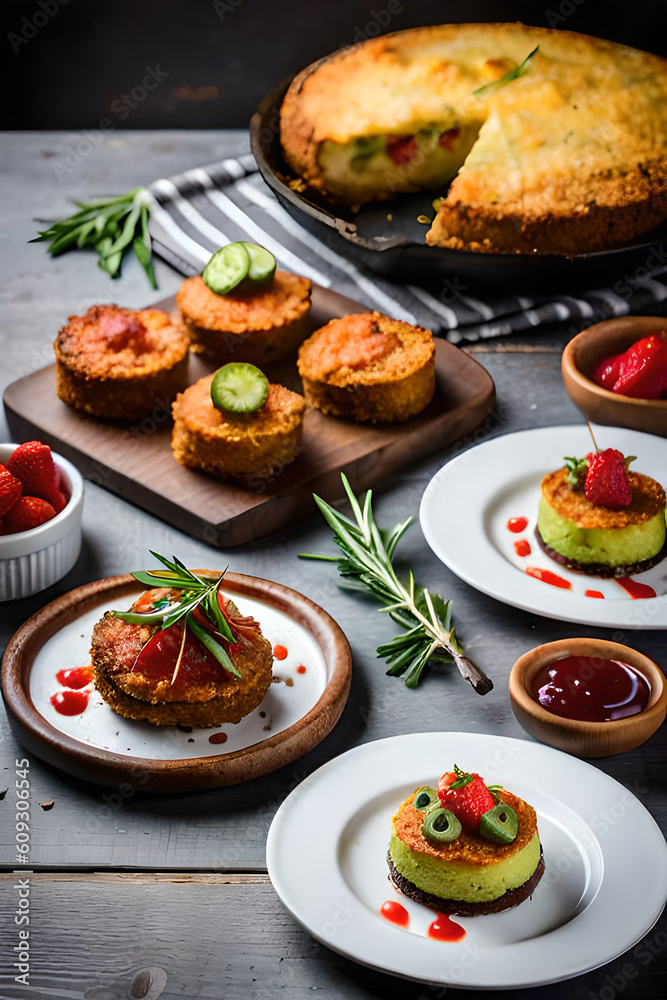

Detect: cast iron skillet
[250, 76, 667, 293]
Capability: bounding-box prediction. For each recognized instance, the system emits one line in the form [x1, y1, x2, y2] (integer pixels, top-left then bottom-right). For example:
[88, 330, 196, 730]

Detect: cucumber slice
[203, 242, 250, 295]
[210, 363, 270, 414]
[242, 243, 276, 286]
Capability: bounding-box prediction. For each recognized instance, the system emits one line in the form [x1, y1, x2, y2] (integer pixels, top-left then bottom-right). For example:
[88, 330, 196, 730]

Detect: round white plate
[420, 425, 667, 628]
[267, 732, 667, 989]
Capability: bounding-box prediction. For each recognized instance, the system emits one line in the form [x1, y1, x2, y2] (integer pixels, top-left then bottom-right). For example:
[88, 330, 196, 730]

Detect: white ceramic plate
[267, 732, 667, 989]
[420, 425, 667, 628]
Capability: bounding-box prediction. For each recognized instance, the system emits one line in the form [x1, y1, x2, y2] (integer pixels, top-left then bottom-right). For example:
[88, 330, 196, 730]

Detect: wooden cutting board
[3, 286, 495, 547]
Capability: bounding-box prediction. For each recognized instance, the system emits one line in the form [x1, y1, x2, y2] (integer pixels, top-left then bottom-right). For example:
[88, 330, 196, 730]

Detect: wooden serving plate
[3, 286, 495, 547]
[1, 572, 351, 792]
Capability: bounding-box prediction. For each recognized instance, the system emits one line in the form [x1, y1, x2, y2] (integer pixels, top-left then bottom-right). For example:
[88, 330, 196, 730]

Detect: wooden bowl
[509, 638, 667, 758]
[1, 571, 352, 792]
[562, 316, 667, 436]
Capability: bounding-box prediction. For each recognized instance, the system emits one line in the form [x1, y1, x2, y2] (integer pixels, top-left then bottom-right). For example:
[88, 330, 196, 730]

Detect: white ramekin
[0, 443, 84, 602]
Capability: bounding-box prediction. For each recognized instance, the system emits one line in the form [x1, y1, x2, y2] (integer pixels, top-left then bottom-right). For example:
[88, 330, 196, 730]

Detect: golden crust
[541, 468, 666, 529]
[393, 788, 537, 866]
[280, 23, 667, 253]
[91, 593, 273, 728]
[297, 312, 435, 423]
[171, 374, 306, 479]
[54, 305, 190, 419]
[176, 273, 312, 333]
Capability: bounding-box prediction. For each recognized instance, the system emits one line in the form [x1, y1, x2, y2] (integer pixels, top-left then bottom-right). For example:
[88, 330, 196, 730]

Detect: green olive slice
[412, 786, 439, 811]
[421, 807, 462, 845]
[479, 803, 519, 845]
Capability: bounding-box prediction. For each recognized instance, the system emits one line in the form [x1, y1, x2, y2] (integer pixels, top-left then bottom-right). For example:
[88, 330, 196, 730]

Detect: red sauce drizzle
[525, 566, 572, 590]
[514, 539, 531, 557]
[56, 665, 93, 689]
[208, 732, 228, 745]
[296, 665, 306, 675]
[532, 655, 650, 722]
[507, 516, 528, 533]
[616, 577, 657, 600]
[51, 689, 89, 716]
[428, 913, 466, 942]
[585, 590, 605, 599]
[380, 900, 409, 927]
[132, 623, 232, 695]
[273, 644, 288, 660]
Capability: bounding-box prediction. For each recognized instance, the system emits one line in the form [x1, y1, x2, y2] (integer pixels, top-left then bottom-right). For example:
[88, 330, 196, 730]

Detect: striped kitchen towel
[146, 154, 667, 344]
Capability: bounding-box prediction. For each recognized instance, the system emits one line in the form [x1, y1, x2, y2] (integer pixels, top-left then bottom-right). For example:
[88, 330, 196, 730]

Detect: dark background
[2, 0, 664, 131]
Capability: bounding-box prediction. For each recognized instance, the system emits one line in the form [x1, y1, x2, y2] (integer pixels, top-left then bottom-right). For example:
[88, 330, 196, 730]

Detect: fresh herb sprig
[30, 187, 157, 288]
[299, 475, 493, 694]
[473, 45, 539, 98]
[111, 551, 239, 681]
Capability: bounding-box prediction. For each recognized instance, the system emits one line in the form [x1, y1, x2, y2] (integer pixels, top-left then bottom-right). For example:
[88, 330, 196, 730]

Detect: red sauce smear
[532, 654, 650, 722]
[507, 516, 528, 533]
[51, 689, 89, 716]
[514, 539, 531, 557]
[585, 590, 605, 599]
[273, 644, 288, 660]
[380, 900, 409, 927]
[133, 623, 232, 695]
[56, 665, 93, 689]
[296, 665, 306, 675]
[208, 732, 228, 745]
[616, 577, 657, 600]
[428, 913, 466, 942]
[525, 566, 572, 590]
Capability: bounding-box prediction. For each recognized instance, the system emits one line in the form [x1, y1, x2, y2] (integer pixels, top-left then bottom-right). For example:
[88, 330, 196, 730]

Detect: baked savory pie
[280, 23, 667, 254]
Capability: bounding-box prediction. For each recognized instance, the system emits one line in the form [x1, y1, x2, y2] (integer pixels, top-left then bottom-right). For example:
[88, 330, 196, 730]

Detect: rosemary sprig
[473, 45, 539, 98]
[111, 551, 239, 680]
[299, 475, 493, 694]
[30, 187, 157, 288]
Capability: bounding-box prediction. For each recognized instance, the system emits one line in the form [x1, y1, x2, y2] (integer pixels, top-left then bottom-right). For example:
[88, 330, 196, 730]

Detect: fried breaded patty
[297, 312, 435, 423]
[176, 272, 312, 365]
[91, 592, 273, 727]
[171, 374, 306, 480]
[54, 305, 190, 420]
[542, 468, 665, 530]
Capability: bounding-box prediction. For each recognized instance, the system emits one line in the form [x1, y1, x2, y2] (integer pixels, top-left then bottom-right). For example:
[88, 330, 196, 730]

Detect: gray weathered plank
[0, 875, 664, 1000]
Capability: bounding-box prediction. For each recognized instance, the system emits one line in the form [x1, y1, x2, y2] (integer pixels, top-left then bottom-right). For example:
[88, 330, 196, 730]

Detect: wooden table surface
[0, 131, 665, 1000]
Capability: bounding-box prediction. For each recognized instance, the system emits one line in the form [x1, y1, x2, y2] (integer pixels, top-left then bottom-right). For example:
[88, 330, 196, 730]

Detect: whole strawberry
[4, 497, 56, 533]
[585, 449, 633, 509]
[437, 765, 495, 830]
[0, 468, 22, 517]
[7, 441, 66, 514]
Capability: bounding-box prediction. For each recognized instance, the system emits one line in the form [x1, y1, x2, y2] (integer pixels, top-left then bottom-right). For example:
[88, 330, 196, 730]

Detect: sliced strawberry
[437, 766, 495, 830]
[591, 352, 623, 390]
[612, 332, 667, 400]
[0, 468, 22, 517]
[3, 496, 57, 533]
[7, 441, 67, 513]
[585, 448, 633, 509]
